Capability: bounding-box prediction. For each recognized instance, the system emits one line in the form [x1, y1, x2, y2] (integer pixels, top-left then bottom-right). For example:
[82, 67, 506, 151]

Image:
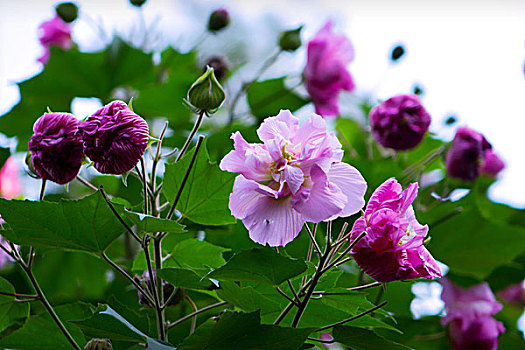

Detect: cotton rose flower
[220, 110, 367, 247]
[78, 101, 149, 175]
[498, 281, 525, 306]
[304, 21, 355, 118]
[440, 278, 505, 350]
[28, 112, 84, 185]
[349, 178, 441, 282]
[369, 94, 431, 150]
[37, 15, 73, 64]
[0, 158, 21, 199]
[446, 127, 504, 181]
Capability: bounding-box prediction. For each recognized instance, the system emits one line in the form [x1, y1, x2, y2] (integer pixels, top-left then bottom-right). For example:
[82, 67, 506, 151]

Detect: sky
[1, 0, 525, 207]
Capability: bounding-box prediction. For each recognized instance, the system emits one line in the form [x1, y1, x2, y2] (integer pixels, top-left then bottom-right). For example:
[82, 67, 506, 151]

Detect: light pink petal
[365, 177, 403, 217]
[228, 176, 265, 219]
[256, 110, 299, 143]
[405, 206, 428, 237]
[243, 196, 305, 247]
[293, 113, 328, 148]
[284, 165, 304, 194]
[325, 162, 367, 220]
[291, 164, 346, 222]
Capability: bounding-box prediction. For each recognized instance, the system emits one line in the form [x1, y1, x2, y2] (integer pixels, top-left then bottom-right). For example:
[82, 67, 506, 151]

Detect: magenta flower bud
[208, 8, 230, 32]
[28, 112, 84, 185]
[369, 94, 431, 150]
[37, 15, 73, 64]
[441, 278, 505, 350]
[78, 101, 149, 175]
[445, 127, 504, 181]
[203, 55, 229, 81]
[498, 282, 525, 306]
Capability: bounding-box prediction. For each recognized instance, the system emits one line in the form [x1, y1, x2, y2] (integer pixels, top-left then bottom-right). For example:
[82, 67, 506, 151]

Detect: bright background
[1, 0, 525, 208]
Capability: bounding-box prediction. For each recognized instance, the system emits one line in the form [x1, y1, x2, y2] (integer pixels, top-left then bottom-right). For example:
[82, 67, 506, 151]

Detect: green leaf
[208, 247, 307, 285]
[246, 77, 308, 120]
[216, 281, 281, 316]
[164, 239, 229, 271]
[0, 191, 126, 254]
[163, 138, 236, 226]
[0, 147, 9, 170]
[0, 276, 30, 332]
[336, 118, 367, 159]
[0, 302, 93, 350]
[158, 268, 214, 290]
[178, 311, 313, 350]
[123, 210, 186, 234]
[333, 326, 412, 350]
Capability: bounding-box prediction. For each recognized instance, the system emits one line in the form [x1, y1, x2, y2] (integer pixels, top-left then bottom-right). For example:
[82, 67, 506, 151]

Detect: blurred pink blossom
[440, 278, 505, 350]
[304, 21, 355, 118]
[0, 158, 21, 199]
[220, 110, 367, 246]
[350, 178, 441, 282]
[497, 281, 525, 306]
[37, 15, 73, 64]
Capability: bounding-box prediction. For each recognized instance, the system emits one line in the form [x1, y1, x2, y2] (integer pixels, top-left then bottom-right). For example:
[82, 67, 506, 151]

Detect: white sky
[1, 0, 525, 207]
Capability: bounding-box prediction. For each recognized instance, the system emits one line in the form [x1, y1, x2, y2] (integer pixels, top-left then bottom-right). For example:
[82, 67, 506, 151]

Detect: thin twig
[99, 186, 142, 243]
[0, 291, 39, 299]
[307, 337, 335, 344]
[275, 286, 299, 306]
[185, 295, 198, 335]
[286, 280, 300, 302]
[316, 301, 388, 331]
[304, 224, 321, 257]
[322, 232, 366, 274]
[176, 111, 205, 162]
[76, 175, 98, 191]
[167, 301, 227, 329]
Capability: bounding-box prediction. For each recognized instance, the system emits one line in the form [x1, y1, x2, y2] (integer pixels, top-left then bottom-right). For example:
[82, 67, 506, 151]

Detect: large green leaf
[0, 276, 30, 333]
[246, 77, 308, 120]
[123, 210, 186, 234]
[333, 326, 412, 350]
[216, 281, 281, 316]
[0, 39, 154, 151]
[164, 239, 229, 270]
[158, 268, 214, 290]
[163, 139, 236, 225]
[208, 247, 307, 285]
[0, 191, 126, 254]
[178, 311, 313, 350]
[0, 147, 9, 170]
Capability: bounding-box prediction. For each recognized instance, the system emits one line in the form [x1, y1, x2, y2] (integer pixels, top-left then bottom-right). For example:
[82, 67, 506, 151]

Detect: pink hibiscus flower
[350, 178, 441, 282]
[37, 15, 73, 64]
[220, 110, 367, 246]
[304, 21, 355, 118]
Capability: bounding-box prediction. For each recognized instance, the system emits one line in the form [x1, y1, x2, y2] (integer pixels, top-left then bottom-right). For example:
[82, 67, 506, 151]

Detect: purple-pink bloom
[440, 278, 505, 350]
[304, 21, 355, 118]
[37, 15, 73, 64]
[220, 110, 367, 247]
[446, 127, 504, 181]
[349, 178, 441, 282]
[28, 113, 84, 185]
[497, 281, 525, 306]
[0, 158, 21, 199]
[369, 94, 431, 150]
[78, 101, 149, 175]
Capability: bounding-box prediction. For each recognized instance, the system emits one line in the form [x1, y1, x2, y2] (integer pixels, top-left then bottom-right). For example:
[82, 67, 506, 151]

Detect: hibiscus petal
[292, 164, 346, 222]
[400, 182, 418, 214]
[284, 165, 304, 194]
[405, 206, 428, 237]
[228, 176, 265, 219]
[326, 162, 367, 220]
[365, 177, 403, 217]
[243, 196, 305, 247]
[256, 110, 299, 143]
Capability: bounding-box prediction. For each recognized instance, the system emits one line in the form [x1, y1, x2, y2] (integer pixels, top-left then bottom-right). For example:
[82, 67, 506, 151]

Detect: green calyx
[186, 66, 226, 114]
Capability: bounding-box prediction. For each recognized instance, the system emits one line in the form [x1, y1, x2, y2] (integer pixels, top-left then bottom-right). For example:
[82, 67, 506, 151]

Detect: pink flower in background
[0, 158, 21, 199]
[440, 278, 505, 350]
[37, 15, 73, 64]
[220, 110, 367, 246]
[497, 281, 525, 306]
[350, 178, 441, 282]
[369, 94, 431, 150]
[446, 127, 504, 181]
[79, 101, 149, 175]
[28, 113, 84, 185]
[304, 21, 355, 118]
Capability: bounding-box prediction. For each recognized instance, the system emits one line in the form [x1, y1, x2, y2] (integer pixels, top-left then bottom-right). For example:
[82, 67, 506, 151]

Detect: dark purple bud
[203, 55, 229, 81]
[55, 2, 78, 23]
[84, 338, 112, 350]
[78, 101, 149, 175]
[445, 127, 498, 181]
[208, 8, 230, 32]
[130, 0, 147, 7]
[390, 44, 405, 61]
[413, 85, 423, 96]
[445, 115, 457, 125]
[28, 112, 84, 185]
[369, 94, 431, 150]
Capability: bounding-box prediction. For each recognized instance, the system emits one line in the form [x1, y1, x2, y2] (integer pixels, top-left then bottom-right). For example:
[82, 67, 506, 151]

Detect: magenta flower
[497, 281, 525, 306]
[304, 21, 355, 118]
[37, 15, 73, 64]
[446, 127, 504, 181]
[349, 178, 441, 282]
[220, 110, 367, 247]
[28, 113, 84, 185]
[0, 158, 21, 199]
[440, 278, 505, 350]
[78, 101, 149, 175]
[369, 94, 431, 150]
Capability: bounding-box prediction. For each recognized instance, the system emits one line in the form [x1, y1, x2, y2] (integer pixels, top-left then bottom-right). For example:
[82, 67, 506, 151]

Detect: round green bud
[208, 8, 230, 32]
[187, 66, 226, 113]
[130, 0, 147, 7]
[55, 2, 78, 23]
[279, 26, 303, 52]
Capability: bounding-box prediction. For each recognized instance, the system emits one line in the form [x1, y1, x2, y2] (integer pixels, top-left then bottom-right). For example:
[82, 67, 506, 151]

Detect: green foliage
[333, 326, 412, 350]
[163, 139, 236, 225]
[0, 276, 29, 333]
[158, 268, 214, 290]
[0, 147, 9, 170]
[0, 191, 126, 254]
[123, 211, 186, 234]
[208, 247, 307, 285]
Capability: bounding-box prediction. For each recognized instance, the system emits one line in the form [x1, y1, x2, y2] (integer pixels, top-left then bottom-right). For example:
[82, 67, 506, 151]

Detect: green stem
[176, 111, 205, 162]
[153, 238, 166, 341]
[167, 301, 227, 330]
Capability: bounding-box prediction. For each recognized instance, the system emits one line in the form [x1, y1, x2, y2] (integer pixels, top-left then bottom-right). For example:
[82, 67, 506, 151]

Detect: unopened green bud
[186, 66, 226, 113]
[84, 338, 112, 350]
[55, 2, 78, 23]
[208, 8, 230, 32]
[130, 0, 147, 7]
[279, 26, 303, 52]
